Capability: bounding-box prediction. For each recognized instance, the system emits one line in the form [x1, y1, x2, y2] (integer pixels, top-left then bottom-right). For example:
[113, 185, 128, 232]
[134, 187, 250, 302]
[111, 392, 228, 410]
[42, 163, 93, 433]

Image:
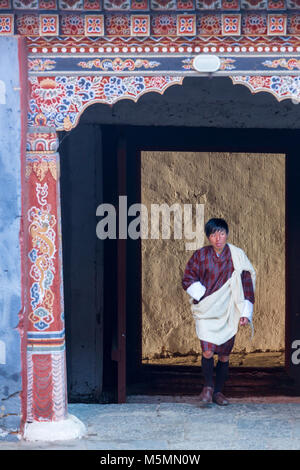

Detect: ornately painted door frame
[20, 34, 300, 430]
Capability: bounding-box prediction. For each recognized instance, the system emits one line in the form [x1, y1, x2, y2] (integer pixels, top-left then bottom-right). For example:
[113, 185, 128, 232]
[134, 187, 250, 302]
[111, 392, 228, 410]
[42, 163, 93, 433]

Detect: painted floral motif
[40, 15, 59, 35]
[220, 58, 236, 70]
[61, 14, 84, 35]
[0, 15, 13, 33]
[28, 182, 56, 331]
[77, 58, 160, 71]
[13, 0, 38, 7]
[288, 13, 300, 34]
[181, 58, 192, 69]
[231, 75, 300, 102]
[29, 306, 54, 331]
[85, 15, 104, 35]
[29, 77, 68, 117]
[262, 58, 300, 71]
[104, 0, 130, 8]
[222, 0, 239, 9]
[131, 0, 148, 8]
[287, 0, 300, 7]
[268, 14, 287, 34]
[177, 0, 194, 9]
[84, 0, 101, 7]
[105, 14, 130, 34]
[28, 75, 183, 129]
[26, 157, 57, 180]
[151, 14, 177, 34]
[242, 13, 267, 35]
[39, 0, 57, 8]
[177, 15, 196, 35]
[270, 76, 300, 99]
[4, 10, 300, 38]
[151, 0, 176, 9]
[0, 0, 11, 8]
[267, 0, 286, 8]
[26, 131, 58, 152]
[240, 0, 267, 7]
[59, 0, 83, 8]
[131, 14, 150, 35]
[222, 13, 241, 34]
[197, 13, 222, 34]
[16, 13, 39, 35]
[196, 0, 221, 9]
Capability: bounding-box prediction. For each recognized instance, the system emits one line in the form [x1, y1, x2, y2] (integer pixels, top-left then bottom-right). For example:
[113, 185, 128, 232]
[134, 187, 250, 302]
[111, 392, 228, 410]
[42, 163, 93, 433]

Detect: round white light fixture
[192, 55, 221, 73]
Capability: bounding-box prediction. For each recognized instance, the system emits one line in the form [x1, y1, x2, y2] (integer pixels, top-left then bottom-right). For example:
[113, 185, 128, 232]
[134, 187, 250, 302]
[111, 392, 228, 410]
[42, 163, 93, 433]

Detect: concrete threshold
[126, 394, 300, 404]
[0, 395, 300, 451]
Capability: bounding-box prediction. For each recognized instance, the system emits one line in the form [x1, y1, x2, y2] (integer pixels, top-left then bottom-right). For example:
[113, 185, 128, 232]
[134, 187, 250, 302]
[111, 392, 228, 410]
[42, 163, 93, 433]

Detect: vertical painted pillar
[23, 126, 85, 440]
[25, 127, 66, 420]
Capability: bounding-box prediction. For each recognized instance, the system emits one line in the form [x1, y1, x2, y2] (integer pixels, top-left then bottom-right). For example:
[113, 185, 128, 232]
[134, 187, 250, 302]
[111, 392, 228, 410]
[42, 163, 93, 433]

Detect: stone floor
[1, 395, 300, 451]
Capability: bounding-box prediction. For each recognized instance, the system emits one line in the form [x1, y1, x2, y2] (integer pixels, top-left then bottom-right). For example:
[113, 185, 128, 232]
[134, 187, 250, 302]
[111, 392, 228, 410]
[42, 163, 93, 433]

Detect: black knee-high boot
[201, 356, 214, 387]
[214, 360, 229, 393]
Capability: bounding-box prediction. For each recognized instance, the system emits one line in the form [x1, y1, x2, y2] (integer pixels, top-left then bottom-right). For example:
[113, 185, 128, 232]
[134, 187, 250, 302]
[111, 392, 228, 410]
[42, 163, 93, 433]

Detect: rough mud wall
[141, 151, 285, 359]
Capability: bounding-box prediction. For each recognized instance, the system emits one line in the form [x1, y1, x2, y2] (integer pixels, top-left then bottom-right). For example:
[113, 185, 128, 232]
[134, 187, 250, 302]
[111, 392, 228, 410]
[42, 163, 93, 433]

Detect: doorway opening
[140, 150, 286, 370]
[59, 119, 299, 402]
[124, 125, 297, 398]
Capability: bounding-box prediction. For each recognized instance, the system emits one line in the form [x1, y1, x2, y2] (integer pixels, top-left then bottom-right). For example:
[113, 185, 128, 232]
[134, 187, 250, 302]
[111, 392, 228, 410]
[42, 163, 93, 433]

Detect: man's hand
[239, 317, 249, 326]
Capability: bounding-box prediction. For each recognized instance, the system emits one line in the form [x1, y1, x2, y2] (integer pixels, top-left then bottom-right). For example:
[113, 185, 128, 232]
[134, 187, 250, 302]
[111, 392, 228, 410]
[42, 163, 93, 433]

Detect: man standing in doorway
[182, 218, 256, 406]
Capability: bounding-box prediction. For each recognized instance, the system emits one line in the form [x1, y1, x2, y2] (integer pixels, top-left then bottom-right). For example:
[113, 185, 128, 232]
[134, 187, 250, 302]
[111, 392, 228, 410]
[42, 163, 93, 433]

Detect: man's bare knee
[219, 355, 229, 362]
[203, 350, 214, 359]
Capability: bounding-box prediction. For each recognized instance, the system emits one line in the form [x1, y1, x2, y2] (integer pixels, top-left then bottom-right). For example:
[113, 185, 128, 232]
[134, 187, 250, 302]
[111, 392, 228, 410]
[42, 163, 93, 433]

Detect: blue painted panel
[0, 37, 22, 436]
[27, 54, 300, 76]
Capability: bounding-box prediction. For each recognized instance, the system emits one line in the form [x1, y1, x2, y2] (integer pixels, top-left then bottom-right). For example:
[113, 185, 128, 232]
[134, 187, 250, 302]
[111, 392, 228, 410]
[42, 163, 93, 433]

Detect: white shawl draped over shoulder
[190, 243, 256, 346]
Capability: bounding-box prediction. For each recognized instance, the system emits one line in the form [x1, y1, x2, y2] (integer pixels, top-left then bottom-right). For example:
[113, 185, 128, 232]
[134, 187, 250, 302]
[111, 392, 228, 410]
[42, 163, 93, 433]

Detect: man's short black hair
[205, 218, 229, 238]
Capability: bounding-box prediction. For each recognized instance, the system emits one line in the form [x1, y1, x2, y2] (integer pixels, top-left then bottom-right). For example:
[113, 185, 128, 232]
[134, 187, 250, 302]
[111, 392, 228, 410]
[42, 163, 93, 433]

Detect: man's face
[208, 229, 228, 254]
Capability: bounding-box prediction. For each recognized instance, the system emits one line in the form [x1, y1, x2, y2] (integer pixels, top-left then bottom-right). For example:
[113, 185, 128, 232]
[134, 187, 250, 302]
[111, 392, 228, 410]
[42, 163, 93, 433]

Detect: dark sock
[201, 356, 214, 387]
[214, 360, 229, 393]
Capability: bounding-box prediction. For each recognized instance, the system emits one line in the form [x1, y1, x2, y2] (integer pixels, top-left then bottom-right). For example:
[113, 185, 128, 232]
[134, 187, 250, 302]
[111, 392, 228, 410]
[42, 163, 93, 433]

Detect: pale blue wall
[0, 37, 22, 438]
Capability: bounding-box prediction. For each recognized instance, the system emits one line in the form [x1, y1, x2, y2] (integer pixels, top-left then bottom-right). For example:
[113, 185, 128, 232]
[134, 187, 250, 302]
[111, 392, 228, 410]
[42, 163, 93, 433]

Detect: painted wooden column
[25, 126, 66, 421]
[23, 126, 85, 440]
